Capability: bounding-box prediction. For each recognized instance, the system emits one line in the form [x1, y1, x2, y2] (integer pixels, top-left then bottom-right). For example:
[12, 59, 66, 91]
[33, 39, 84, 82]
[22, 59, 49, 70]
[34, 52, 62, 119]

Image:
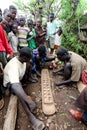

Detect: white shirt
[8, 31, 18, 53]
[55, 34, 61, 46]
[3, 57, 26, 87]
[47, 20, 59, 39]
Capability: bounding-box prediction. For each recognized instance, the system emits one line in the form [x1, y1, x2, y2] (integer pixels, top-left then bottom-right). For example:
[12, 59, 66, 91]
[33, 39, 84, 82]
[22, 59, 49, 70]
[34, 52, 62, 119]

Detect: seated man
[3, 47, 45, 130]
[53, 46, 87, 86]
[69, 86, 87, 125]
[32, 45, 55, 76]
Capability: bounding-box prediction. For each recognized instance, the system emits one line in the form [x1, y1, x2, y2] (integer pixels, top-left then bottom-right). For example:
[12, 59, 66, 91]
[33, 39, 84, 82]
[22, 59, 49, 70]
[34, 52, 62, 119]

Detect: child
[8, 24, 18, 55]
[27, 19, 36, 50]
[35, 19, 46, 47]
[18, 16, 28, 48]
[32, 45, 55, 76]
[42, 23, 47, 48]
[54, 27, 63, 49]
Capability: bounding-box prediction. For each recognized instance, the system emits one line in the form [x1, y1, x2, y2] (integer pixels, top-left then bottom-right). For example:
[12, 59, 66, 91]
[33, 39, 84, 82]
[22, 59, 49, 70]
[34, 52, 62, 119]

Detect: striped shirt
[18, 26, 28, 47]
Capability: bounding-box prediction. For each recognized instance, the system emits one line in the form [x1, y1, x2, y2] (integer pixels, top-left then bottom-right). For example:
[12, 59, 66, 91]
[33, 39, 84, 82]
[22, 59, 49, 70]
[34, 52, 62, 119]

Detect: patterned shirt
[18, 26, 28, 47]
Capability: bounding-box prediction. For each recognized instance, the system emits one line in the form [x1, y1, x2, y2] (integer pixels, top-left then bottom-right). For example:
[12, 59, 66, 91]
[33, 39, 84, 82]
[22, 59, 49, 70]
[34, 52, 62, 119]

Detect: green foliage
[61, 0, 87, 59]
[62, 32, 81, 52]
[13, 0, 61, 19]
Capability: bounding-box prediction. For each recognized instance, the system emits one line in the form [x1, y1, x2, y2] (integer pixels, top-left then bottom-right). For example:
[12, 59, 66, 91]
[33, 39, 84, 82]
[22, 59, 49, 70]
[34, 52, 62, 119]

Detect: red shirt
[0, 24, 13, 54]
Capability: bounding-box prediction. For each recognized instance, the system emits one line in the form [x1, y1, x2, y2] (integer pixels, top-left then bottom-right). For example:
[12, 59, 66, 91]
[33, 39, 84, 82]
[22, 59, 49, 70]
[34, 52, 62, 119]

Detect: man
[5, 5, 19, 34]
[53, 46, 87, 86]
[9, 5, 19, 25]
[47, 13, 59, 53]
[0, 19, 13, 68]
[3, 47, 45, 130]
[4, 11, 12, 23]
[3, 10, 12, 34]
[69, 86, 87, 125]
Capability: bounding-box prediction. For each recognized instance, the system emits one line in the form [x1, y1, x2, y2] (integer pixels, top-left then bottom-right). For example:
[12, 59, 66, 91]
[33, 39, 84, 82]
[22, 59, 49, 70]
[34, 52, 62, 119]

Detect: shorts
[6, 82, 15, 95]
[49, 37, 55, 49]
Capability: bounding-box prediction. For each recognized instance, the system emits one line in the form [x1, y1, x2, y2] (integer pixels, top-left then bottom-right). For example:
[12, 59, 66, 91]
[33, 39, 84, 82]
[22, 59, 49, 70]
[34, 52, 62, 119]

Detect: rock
[36, 97, 41, 102]
[64, 123, 68, 129]
[27, 125, 30, 128]
[38, 116, 44, 121]
[17, 125, 20, 129]
[32, 92, 35, 95]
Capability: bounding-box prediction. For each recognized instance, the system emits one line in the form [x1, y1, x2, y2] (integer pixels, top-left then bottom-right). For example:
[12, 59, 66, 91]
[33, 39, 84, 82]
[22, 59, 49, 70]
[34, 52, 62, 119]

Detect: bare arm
[11, 83, 36, 112]
[55, 79, 72, 86]
[53, 67, 64, 75]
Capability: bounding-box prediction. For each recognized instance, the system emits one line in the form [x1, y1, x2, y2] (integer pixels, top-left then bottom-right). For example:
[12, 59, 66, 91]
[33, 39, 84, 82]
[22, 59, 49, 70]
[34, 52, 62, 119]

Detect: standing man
[0, 19, 13, 68]
[47, 13, 59, 53]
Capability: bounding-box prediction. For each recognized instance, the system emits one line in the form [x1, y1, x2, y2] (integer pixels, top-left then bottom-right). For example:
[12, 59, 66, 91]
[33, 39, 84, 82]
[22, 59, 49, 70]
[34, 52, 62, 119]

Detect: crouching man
[53, 46, 87, 86]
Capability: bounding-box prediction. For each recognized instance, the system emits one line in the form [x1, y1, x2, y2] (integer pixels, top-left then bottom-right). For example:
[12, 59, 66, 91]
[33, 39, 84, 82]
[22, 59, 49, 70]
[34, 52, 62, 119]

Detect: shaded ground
[0, 68, 87, 130]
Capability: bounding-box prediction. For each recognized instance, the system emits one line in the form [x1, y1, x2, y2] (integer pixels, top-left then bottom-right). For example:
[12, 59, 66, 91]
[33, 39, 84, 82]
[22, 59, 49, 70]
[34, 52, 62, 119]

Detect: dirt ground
[0, 66, 87, 130]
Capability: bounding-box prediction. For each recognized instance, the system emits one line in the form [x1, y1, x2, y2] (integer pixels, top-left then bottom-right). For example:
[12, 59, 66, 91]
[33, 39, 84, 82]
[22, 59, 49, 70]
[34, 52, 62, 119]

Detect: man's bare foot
[32, 119, 45, 130]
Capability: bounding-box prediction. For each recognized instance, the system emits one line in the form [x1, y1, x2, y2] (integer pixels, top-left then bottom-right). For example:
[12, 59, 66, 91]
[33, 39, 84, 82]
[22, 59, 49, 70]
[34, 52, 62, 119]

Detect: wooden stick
[67, 94, 76, 100]
[3, 95, 17, 130]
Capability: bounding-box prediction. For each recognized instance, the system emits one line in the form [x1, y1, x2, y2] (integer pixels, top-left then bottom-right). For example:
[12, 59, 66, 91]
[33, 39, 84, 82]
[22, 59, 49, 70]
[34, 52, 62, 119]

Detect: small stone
[65, 102, 67, 105]
[45, 116, 48, 119]
[17, 125, 20, 129]
[28, 125, 30, 128]
[38, 116, 44, 121]
[36, 97, 41, 102]
[32, 92, 35, 95]
[64, 123, 67, 129]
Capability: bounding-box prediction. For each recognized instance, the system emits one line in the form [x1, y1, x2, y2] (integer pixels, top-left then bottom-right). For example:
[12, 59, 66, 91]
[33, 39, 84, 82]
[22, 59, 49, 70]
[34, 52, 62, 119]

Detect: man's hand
[55, 79, 72, 87]
[53, 70, 64, 76]
[52, 70, 58, 75]
[55, 82, 64, 86]
[7, 54, 14, 61]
